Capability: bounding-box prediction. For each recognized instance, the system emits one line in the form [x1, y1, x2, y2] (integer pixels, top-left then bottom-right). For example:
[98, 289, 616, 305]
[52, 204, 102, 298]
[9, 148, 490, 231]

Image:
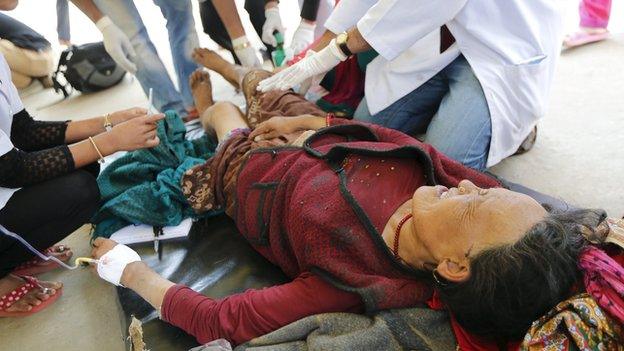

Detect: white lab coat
[0, 54, 25, 210]
[324, 0, 564, 167]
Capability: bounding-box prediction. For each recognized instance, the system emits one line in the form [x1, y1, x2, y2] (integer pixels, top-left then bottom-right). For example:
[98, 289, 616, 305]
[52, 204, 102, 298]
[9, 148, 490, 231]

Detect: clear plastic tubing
[0, 223, 80, 270]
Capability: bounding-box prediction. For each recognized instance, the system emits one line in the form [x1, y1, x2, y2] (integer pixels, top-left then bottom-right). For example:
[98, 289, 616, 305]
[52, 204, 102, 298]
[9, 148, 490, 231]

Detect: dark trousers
[0, 167, 100, 278]
[199, 0, 274, 65]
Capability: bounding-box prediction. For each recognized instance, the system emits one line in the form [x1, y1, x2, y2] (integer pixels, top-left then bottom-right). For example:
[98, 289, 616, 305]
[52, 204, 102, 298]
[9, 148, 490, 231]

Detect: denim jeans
[56, 0, 70, 42]
[354, 55, 491, 170]
[94, 0, 200, 115]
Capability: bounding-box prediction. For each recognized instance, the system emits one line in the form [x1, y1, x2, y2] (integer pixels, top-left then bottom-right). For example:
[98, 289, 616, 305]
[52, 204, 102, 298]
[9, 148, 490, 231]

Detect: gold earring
[432, 269, 448, 286]
[458, 186, 466, 194]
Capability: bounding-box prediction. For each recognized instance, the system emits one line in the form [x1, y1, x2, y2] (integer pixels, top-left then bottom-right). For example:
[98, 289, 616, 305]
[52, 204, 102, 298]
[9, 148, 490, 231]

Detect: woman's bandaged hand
[257, 39, 347, 93]
[92, 238, 141, 286]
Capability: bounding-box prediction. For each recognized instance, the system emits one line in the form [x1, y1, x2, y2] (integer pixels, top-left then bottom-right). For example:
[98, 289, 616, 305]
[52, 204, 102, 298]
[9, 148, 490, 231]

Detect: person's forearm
[121, 262, 176, 311]
[70, 0, 104, 23]
[309, 30, 336, 52]
[211, 0, 246, 39]
[68, 132, 117, 168]
[65, 116, 108, 143]
[345, 27, 371, 54]
[311, 27, 370, 55]
[299, 115, 326, 130]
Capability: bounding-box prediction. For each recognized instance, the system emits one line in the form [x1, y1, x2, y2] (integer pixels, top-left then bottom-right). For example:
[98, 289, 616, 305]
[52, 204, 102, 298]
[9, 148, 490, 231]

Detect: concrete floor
[1, 2, 624, 351]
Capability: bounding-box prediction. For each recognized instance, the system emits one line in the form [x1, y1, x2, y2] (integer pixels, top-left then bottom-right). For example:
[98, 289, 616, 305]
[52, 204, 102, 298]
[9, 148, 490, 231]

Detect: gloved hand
[290, 21, 316, 55]
[232, 36, 261, 68]
[261, 4, 285, 47]
[257, 39, 347, 93]
[96, 16, 138, 75]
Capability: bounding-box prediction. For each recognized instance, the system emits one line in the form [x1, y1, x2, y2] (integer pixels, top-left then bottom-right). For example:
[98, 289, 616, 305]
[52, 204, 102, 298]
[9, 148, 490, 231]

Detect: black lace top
[0, 109, 74, 188]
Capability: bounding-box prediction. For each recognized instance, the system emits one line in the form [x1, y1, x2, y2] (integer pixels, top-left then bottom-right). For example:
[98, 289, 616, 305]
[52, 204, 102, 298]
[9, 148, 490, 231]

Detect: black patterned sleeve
[10, 109, 69, 152]
[0, 146, 75, 188]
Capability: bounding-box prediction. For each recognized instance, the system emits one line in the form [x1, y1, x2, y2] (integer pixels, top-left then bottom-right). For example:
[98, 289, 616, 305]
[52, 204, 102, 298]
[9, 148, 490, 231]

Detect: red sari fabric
[581, 246, 624, 324]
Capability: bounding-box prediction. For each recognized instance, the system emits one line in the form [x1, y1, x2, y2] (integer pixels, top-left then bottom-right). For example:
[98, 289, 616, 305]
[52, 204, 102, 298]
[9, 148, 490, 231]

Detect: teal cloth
[91, 111, 219, 238]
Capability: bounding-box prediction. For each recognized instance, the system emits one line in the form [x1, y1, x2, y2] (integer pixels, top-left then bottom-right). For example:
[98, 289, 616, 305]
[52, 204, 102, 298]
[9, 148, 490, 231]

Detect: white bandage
[97, 244, 141, 286]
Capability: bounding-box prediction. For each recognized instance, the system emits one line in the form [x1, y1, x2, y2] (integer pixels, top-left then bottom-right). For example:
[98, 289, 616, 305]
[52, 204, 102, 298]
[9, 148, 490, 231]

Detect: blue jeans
[355, 55, 491, 170]
[56, 0, 70, 42]
[94, 0, 199, 115]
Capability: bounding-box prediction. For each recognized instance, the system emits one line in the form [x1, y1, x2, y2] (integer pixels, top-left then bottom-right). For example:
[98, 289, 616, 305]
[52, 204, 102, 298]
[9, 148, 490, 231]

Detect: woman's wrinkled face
[409, 180, 547, 277]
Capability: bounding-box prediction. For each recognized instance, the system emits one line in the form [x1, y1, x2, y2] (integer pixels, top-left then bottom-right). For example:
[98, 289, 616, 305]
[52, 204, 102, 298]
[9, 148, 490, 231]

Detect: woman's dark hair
[438, 207, 607, 340]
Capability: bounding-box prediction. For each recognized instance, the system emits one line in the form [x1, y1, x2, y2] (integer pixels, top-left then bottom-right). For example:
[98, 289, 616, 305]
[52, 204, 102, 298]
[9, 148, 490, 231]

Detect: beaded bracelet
[326, 113, 335, 127]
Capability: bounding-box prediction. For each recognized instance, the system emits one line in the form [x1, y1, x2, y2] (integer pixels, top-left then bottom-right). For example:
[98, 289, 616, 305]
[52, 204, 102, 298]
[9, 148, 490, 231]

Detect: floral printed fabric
[520, 293, 624, 350]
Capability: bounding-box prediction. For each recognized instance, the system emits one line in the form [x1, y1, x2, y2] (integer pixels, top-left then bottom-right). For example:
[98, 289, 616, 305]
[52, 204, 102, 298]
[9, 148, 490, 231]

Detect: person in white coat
[258, 0, 564, 170]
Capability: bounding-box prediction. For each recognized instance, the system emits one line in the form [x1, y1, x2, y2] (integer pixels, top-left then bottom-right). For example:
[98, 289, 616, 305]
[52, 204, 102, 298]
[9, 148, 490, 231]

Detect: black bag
[52, 41, 126, 97]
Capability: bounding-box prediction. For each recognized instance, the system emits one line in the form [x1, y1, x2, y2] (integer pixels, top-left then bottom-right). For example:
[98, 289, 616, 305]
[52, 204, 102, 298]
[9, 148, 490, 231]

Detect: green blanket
[235, 308, 456, 351]
[92, 112, 219, 238]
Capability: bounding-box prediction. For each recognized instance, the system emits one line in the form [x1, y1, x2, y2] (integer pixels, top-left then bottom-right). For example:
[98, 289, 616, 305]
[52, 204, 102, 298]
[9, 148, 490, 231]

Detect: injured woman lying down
[91, 51, 623, 348]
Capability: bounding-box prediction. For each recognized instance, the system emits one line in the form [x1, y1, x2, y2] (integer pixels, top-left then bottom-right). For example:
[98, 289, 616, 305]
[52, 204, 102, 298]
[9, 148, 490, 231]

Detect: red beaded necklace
[392, 213, 413, 259]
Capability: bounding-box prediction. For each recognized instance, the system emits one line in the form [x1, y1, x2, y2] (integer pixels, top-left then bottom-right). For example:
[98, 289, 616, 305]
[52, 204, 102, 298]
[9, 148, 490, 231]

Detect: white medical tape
[97, 244, 141, 286]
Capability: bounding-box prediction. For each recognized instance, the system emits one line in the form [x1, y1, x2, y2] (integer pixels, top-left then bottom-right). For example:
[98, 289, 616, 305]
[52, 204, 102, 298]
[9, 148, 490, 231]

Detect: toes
[24, 293, 43, 306]
[192, 49, 201, 61]
[189, 70, 201, 86]
[190, 70, 210, 88]
[53, 249, 73, 260]
[199, 71, 211, 84]
[40, 280, 63, 290]
[192, 48, 209, 61]
[7, 300, 33, 312]
[35, 290, 51, 301]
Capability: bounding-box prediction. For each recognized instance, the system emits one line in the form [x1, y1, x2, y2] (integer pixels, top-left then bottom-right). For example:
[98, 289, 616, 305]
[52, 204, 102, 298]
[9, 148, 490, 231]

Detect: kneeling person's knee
[64, 171, 101, 219]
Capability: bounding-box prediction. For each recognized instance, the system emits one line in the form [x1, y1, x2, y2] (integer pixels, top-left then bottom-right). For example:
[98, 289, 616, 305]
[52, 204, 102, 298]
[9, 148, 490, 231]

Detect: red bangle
[326, 113, 335, 127]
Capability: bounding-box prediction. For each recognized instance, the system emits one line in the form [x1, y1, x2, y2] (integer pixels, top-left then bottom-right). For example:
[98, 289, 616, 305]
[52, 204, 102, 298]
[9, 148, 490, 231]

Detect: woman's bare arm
[65, 108, 147, 143]
[121, 262, 175, 310]
[248, 115, 326, 141]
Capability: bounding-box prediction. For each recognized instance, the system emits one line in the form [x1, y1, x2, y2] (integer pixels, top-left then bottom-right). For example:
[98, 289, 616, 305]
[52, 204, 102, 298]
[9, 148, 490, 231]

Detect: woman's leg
[580, 0, 612, 29]
[189, 70, 248, 143]
[192, 48, 271, 114]
[193, 48, 251, 89]
[0, 170, 99, 312]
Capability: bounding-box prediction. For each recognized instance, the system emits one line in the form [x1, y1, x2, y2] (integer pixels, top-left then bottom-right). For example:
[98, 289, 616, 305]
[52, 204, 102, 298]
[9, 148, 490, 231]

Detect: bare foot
[189, 69, 214, 115]
[0, 275, 62, 313]
[192, 48, 241, 87]
[192, 48, 230, 72]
